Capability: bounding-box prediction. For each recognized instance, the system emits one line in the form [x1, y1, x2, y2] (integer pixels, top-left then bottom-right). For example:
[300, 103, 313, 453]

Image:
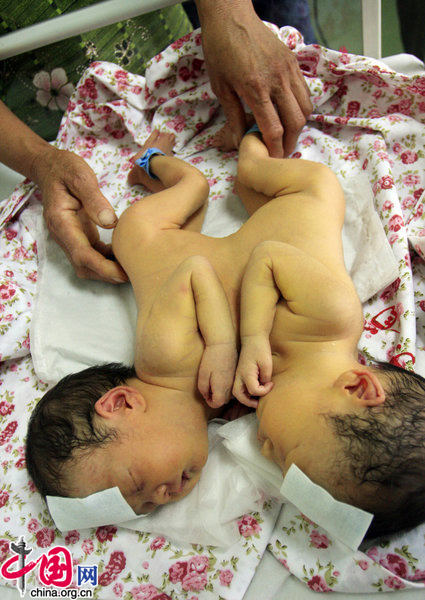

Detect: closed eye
[129, 469, 145, 494]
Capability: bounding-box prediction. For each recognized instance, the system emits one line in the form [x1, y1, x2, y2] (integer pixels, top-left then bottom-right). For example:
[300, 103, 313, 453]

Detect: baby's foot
[128, 130, 175, 191]
[213, 122, 238, 152]
[213, 115, 256, 151]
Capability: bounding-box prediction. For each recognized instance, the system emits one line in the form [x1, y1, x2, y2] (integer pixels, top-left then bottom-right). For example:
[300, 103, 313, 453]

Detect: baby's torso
[117, 191, 361, 384]
[133, 219, 328, 359]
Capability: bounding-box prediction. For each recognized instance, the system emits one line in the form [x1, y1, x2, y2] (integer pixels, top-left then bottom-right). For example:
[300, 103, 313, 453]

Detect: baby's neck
[131, 376, 213, 423]
[276, 345, 361, 385]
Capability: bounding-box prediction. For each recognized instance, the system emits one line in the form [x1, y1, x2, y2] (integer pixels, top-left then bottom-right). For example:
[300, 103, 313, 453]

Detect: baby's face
[255, 382, 339, 480]
[69, 414, 209, 514]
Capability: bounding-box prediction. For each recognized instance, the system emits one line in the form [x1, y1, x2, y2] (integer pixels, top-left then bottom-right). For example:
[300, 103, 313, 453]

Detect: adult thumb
[69, 166, 117, 228]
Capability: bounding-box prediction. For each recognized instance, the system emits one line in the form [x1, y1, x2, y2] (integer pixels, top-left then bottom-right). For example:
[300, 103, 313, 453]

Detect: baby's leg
[214, 122, 273, 216]
[237, 129, 329, 216]
[236, 131, 272, 216]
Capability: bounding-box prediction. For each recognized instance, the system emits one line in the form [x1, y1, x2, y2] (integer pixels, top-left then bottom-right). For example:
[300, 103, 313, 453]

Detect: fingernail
[98, 209, 117, 227]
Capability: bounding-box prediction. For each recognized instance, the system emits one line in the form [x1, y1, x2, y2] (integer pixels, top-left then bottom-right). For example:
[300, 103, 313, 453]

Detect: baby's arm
[124, 153, 209, 230]
[194, 257, 238, 407]
[113, 153, 209, 280]
[233, 240, 360, 407]
[232, 242, 278, 407]
[137, 255, 237, 408]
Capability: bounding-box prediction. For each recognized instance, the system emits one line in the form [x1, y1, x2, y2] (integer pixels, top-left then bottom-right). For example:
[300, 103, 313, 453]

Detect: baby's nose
[151, 484, 170, 505]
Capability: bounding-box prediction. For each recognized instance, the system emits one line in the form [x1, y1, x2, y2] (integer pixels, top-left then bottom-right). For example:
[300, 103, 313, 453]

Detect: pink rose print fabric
[1, 25, 425, 597]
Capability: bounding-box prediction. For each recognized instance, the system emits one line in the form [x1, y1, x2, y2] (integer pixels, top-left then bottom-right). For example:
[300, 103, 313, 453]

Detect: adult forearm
[0, 100, 51, 183]
[194, 0, 254, 23]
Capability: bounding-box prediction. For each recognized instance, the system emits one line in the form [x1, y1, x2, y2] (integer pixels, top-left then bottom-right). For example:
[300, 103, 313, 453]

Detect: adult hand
[32, 146, 127, 283]
[199, 2, 312, 157]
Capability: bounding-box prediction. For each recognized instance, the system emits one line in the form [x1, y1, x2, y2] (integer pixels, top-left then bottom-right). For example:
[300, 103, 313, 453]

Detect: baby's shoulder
[113, 201, 155, 245]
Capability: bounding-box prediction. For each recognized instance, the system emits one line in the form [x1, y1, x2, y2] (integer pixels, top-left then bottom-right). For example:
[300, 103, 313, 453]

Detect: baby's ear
[334, 368, 386, 407]
[95, 386, 145, 418]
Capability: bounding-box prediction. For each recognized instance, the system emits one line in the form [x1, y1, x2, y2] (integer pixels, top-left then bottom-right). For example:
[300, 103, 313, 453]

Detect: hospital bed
[1, 1, 425, 599]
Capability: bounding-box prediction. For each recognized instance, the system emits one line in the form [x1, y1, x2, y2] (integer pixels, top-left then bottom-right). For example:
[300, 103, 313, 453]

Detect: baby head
[26, 363, 208, 514]
[256, 362, 425, 539]
[325, 362, 425, 538]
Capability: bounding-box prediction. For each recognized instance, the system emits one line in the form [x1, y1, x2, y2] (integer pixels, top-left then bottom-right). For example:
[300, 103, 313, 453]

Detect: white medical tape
[280, 465, 373, 551]
[46, 487, 145, 531]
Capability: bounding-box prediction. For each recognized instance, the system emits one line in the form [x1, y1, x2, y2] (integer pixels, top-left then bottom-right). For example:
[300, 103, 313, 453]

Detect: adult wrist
[27, 142, 56, 187]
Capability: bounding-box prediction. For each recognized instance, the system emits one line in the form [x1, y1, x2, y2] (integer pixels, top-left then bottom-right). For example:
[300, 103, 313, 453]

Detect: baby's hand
[232, 335, 274, 408]
[198, 342, 238, 408]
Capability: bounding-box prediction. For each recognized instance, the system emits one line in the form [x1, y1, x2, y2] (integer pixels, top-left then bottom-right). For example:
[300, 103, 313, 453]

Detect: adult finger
[49, 208, 127, 283]
[70, 253, 127, 283]
[290, 70, 313, 118]
[216, 85, 248, 148]
[249, 96, 284, 158]
[274, 85, 311, 156]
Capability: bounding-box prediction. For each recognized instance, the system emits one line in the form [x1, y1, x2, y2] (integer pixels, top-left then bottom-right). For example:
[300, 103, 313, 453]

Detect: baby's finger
[240, 395, 259, 409]
[255, 381, 274, 396]
[197, 367, 212, 401]
[208, 393, 228, 409]
[258, 359, 273, 385]
[232, 378, 259, 408]
[209, 375, 233, 408]
[244, 373, 268, 396]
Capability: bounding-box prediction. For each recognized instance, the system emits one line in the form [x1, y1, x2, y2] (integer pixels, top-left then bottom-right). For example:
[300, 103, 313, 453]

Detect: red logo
[365, 306, 400, 335]
[1, 537, 72, 595]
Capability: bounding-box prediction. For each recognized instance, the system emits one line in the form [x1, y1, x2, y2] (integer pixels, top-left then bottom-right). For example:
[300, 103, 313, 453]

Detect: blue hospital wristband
[135, 147, 166, 180]
[245, 123, 260, 135]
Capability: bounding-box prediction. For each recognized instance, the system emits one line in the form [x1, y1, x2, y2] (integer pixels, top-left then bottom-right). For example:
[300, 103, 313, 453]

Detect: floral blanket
[1, 26, 425, 598]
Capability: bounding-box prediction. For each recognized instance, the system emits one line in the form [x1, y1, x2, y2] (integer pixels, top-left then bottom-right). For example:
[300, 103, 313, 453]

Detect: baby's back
[113, 160, 355, 381]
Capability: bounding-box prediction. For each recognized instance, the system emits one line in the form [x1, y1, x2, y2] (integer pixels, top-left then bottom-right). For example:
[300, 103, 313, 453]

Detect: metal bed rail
[0, 0, 181, 60]
[0, 0, 383, 61]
